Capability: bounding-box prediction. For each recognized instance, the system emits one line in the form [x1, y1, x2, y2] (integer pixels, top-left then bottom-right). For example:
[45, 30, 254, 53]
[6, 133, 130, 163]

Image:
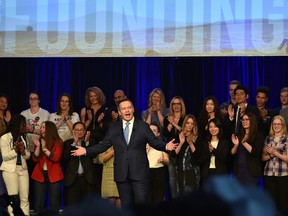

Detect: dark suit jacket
[201, 138, 229, 178]
[233, 132, 264, 177]
[86, 118, 167, 182]
[62, 139, 96, 187]
[224, 104, 261, 137]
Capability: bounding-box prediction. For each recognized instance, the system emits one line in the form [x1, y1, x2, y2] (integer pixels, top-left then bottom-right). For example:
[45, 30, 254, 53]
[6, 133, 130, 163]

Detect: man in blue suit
[72, 98, 177, 207]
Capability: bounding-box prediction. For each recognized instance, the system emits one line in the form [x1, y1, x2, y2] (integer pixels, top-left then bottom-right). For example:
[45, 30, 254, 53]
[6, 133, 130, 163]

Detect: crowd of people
[0, 81, 287, 216]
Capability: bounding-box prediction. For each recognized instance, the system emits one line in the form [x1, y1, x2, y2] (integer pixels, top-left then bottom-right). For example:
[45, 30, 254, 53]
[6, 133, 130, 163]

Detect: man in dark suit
[107, 89, 141, 124]
[62, 122, 96, 206]
[224, 85, 261, 173]
[225, 85, 261, 136]
[71, 98, 177, 207]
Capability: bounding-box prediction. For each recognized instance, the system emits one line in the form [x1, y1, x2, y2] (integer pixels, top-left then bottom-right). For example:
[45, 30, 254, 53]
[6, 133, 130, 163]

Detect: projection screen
[0, 0, 287, 57]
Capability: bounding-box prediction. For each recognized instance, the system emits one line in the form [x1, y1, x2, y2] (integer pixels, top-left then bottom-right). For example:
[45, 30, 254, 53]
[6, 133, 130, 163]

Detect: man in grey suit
[72, 98, 177, 207]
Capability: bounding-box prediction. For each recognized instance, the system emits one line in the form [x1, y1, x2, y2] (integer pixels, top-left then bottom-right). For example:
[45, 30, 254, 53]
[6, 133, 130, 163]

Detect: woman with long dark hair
[31, 121, 63, 214]
[201, 118, 229, 185]
[231, 112, 264, 186]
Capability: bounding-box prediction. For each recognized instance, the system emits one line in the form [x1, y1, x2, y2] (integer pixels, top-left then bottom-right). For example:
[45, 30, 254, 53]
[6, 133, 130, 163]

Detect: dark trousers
[26, 156, 36, 209]
[34, 171, 62, 214]
[65, 175, 94, 206]
[264, 175, 288, 212]
[149, 167, 166, 205]
[116, 177, 149, 207]
[93, 163, 103, 196]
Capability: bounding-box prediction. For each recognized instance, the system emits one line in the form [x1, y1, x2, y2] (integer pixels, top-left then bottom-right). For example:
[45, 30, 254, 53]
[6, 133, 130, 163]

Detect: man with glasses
[62, 122, 96, 206]
[224, 85, 260, 174]
[226, 85, 260, 136]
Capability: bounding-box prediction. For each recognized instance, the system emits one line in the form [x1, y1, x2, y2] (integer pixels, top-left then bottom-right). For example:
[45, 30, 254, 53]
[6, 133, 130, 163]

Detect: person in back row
[108, 89, 140, 124]
[21, 91, 50, 210]
[142, 88, 169, 129]
[80, 86, 109, 196]
[49, 92, 79, 142]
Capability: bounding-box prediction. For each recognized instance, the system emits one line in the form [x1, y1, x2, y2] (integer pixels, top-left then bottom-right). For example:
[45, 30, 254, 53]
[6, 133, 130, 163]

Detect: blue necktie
[124, 122, 130, 144]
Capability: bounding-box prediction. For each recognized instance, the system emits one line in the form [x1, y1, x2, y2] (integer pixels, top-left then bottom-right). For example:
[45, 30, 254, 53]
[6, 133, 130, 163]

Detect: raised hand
[84, 131, 91, 143]
[73, 130, 79, 144]
[87, 109, 93, 121]
[32, 137, 40, 147]
[228, 104, 234, 118]
[179, 132, 185, 144]
[231, 134, 239, 146]
[208, 141, 214, 153]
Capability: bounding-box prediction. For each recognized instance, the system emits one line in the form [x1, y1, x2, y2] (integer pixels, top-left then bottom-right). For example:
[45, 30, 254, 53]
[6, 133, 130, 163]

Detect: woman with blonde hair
[173, 114, 202, 197]
[142, 88, 169, 128]
[163, 96, 186, 200]
[262, 115, 288, 212]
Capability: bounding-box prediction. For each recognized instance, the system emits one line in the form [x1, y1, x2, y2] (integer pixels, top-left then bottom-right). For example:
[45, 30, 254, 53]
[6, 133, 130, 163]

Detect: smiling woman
[262, 115, 288, 212]
[231, 112, 264, 186]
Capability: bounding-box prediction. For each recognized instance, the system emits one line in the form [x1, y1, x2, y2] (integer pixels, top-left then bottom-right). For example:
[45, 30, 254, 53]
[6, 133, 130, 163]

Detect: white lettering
[113, 0, 147, 55]
[5, 0, 29, 53]
[75, 1, 106, 54]
[251, 0, 284, 53]
[192, 0, 204, 53]
[0, 0, 287, 56]
[211, 0, 245, 52]
[153, 0, 186, 54]
[36, 0, 69, 54]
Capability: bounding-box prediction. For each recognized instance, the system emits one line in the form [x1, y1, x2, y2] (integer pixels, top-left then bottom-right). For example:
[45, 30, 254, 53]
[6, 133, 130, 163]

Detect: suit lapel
[129, 119, 137, 145]
[119, 120, 127, 145]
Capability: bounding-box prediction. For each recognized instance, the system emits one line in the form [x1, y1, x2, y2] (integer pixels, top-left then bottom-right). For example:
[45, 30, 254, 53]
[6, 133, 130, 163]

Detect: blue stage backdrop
[0, 57, 287, 117]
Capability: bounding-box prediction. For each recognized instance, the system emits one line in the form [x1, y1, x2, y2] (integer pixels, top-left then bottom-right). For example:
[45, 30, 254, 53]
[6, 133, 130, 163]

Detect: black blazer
[201, 138, 229, 178]
[62, 139, 96, 187]
[86, 118, 167, 182]
[224, 104, 261, 137]
[233, 132, 264, 177]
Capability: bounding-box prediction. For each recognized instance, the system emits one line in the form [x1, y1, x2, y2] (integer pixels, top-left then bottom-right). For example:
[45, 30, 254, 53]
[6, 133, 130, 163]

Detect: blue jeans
[33, 171, 62, 214]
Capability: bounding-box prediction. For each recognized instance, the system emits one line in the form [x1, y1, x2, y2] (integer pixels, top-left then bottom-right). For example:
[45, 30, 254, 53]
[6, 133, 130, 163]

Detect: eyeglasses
[172, 102, 181, 106]
[273, 123, 282, 126]
[74, 129, 85, 132]
[29, 97, 39, 100]
[241, 118, 250, 121]
[235, 92, 245, 96]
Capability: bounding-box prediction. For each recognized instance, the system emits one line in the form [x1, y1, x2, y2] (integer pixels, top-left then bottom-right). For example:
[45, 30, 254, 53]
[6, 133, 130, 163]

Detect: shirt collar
[122, 117, 135, 128]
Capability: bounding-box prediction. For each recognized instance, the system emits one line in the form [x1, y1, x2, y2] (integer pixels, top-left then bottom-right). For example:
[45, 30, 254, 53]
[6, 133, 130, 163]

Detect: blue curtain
[0, 57, 287, 117]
